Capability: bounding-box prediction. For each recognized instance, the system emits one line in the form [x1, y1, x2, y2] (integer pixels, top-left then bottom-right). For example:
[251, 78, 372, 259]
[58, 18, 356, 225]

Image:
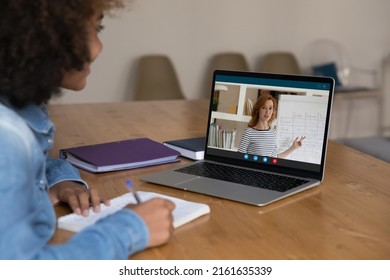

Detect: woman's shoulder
[1, 102, 26, 124]
[0, 102, 33, 142]
[243, 127, 259, 135]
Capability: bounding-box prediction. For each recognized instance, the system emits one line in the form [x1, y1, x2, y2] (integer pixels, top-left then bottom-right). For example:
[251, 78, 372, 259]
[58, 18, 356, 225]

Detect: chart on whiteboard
[276, 94, 328, 164]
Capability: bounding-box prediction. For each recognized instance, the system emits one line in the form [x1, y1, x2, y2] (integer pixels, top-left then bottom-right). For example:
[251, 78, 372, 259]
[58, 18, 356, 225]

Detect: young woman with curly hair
[0, 0, 175, 259]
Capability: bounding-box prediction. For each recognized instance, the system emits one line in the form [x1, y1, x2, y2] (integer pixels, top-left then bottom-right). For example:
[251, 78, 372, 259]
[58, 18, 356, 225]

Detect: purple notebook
[60, 138, 180, 173]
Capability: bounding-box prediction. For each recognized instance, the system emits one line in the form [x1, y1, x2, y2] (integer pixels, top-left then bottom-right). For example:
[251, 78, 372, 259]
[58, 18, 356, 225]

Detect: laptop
[141, 70, 334, 206]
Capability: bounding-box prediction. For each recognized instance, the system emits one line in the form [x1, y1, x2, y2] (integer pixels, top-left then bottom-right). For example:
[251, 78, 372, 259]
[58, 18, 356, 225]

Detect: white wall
[52, 0, 390, 104]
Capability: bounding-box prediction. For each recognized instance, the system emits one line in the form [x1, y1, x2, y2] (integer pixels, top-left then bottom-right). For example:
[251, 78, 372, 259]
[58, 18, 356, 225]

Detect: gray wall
[52, 0, 390, 104]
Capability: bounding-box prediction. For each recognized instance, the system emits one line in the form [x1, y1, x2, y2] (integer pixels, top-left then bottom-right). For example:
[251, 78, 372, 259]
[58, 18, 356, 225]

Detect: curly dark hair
[0, 0, 127, 108]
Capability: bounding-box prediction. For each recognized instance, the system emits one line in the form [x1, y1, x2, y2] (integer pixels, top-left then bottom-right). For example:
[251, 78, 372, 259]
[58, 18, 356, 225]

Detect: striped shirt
[238, 127, 277, 157]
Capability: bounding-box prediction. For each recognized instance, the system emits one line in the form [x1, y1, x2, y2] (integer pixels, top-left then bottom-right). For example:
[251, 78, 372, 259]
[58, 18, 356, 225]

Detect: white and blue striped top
[238, 127, 277, 157]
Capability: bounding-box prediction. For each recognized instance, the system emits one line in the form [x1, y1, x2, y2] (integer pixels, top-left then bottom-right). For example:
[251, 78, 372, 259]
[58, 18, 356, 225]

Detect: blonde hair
[248, 93, 277, 128]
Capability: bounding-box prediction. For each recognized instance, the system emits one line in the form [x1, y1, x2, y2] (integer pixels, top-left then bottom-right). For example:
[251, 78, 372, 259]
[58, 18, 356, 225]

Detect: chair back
[134, 55, 184, 100]
[211, 52, 250, 72]
[201, 52, 250, 99]
[260, 52, 301, 75]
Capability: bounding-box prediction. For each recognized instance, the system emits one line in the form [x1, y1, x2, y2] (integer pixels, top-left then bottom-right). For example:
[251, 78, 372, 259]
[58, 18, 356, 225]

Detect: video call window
[208, 81, 329, 166]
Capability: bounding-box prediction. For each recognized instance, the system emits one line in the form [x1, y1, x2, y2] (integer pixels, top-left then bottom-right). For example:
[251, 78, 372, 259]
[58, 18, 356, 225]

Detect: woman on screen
[0, 0, 174, 259]
[238, 93, 305, 158]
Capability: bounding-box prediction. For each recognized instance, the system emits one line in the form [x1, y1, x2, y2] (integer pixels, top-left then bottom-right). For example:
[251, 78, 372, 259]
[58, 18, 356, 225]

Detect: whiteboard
[276, 95, 328, 164]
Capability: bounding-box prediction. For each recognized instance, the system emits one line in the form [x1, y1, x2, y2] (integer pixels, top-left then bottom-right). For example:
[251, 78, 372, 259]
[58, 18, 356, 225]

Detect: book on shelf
[59, 138, 180, 173]
[57, 191, 210, 232]
[208, 123, 237, 150]
[245, 98, 254, 116]
[163, 137, 206, 160]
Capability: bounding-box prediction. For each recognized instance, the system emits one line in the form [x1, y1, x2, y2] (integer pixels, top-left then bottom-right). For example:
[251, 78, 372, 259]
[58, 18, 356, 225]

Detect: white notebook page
[57, 191, 210, 232]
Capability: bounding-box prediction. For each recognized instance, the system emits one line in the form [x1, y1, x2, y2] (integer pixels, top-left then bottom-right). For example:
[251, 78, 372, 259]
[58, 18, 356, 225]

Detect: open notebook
[58, 191, 210, 232]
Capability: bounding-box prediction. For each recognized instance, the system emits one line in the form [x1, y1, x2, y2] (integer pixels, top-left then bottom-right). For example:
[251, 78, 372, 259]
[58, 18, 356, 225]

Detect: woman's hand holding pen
[127, 198, 175, 247]
[124, 180, 175, 247]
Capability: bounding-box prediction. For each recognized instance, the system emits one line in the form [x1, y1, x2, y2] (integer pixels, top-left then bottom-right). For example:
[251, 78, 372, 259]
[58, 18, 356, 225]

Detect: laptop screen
[205, 70, 334, 179]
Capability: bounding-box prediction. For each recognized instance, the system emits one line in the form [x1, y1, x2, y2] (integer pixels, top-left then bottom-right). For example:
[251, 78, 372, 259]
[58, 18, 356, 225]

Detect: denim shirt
[0, 97, 148, 259]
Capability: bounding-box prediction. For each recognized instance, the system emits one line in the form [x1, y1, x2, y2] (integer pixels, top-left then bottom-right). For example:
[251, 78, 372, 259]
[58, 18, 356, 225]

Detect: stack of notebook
[60, 138, 180, 173]
[163, 137, 206, 160]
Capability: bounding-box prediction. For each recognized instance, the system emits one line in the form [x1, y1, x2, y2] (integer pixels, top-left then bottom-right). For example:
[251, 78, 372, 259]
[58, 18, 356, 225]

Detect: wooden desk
[48, 99, 390, 260]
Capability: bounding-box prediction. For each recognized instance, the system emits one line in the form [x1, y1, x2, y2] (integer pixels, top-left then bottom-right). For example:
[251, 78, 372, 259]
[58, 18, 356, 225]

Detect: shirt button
[48, 139, 53, 144]
[39, 180, 45, 186]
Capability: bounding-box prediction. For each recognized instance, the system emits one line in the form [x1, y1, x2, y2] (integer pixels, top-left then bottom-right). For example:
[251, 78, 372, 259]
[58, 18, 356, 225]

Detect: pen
[126, 180, 142, 204]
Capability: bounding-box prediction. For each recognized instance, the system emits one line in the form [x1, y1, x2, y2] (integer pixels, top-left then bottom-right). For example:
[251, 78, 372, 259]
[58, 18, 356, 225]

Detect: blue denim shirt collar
[0, 97, 53, 134]
[19, 104, 53, 134]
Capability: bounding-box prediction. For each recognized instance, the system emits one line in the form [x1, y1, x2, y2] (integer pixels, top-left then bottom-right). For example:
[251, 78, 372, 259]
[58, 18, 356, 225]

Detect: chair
[259, 52, 302, 75]
[134, 55, 184, 100]
[210, 52, 250, 72]
[305, 39, 379, 89]
[202, 52, 250, 99]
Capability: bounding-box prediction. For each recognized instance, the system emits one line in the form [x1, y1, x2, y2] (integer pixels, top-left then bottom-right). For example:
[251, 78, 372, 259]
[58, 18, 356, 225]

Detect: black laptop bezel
[204, 70, 334, 181]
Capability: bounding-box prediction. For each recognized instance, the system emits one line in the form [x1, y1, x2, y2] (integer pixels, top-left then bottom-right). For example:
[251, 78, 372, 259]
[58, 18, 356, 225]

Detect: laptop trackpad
[176, 177, 272, 205]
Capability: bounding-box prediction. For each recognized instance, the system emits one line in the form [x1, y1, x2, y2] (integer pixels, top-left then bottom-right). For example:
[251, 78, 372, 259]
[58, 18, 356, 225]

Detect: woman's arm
[46, 156, 109, 215]
[277, 136, 305, 158]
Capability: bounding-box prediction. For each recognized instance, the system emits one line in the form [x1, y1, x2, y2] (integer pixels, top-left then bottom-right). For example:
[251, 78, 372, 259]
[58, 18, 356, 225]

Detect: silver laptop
[141, 70, 334, 206]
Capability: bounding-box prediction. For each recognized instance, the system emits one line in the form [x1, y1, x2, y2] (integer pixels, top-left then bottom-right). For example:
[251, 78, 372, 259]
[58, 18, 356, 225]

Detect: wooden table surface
[48, 99, 390, 260]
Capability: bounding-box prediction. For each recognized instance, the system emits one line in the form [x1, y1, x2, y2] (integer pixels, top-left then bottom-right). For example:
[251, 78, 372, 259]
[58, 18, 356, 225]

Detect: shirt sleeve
[0, 121, 51, 259]
[37, 208, 149, 259]
[46, 155, 89, 189]
[238, 128, 250, 153]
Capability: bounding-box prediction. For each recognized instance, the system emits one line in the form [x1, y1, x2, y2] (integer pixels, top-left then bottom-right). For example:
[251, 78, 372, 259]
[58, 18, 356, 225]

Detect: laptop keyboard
[176, 161, 309, 192]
